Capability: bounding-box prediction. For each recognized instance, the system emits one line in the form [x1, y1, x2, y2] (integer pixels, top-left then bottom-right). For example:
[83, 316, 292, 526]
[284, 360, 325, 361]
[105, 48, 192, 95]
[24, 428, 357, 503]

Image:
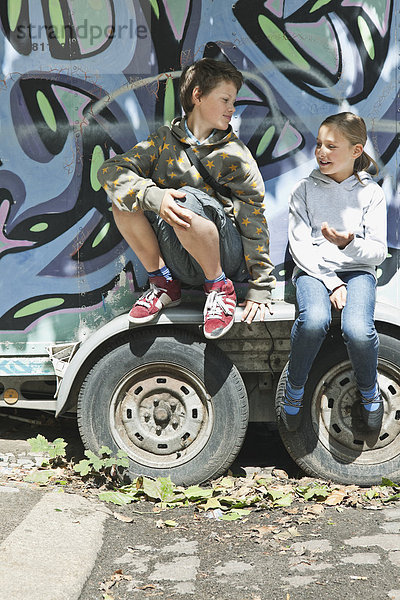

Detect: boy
[97, 58, 275, 339]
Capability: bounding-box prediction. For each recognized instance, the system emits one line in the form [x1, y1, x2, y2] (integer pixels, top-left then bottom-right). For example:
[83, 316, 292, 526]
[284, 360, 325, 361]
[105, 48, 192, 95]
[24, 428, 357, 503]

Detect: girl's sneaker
[280, 382, 304, 432]
[128, 276, 181, 323]
[203, 279, 236, 339]
[360, 391, 384, 431]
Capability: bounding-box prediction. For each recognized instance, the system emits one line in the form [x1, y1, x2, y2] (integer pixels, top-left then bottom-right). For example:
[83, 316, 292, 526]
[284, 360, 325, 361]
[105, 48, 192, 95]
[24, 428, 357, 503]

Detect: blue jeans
[287, 271, 379, 392]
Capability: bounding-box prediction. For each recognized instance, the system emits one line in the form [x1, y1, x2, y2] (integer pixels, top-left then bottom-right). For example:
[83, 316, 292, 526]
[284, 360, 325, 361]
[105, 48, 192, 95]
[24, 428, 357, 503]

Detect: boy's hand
[239, 299, 273, 324]
[160, 189, 192, 229]
[321, 222, 354, 249]
[330, 284, 347, 310]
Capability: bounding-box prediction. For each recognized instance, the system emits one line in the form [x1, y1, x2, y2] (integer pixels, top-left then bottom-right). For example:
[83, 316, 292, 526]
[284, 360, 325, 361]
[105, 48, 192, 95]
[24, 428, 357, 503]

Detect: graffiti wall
[0, 0, 398, 349]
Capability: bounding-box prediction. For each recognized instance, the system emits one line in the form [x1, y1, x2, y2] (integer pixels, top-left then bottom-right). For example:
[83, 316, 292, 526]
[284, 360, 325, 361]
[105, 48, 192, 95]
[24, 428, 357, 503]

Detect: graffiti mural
[0, 0, 398, 343]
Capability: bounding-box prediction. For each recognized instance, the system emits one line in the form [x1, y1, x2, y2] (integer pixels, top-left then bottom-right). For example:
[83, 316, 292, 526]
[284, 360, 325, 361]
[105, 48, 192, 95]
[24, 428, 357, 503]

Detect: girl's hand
[160, 189, 193, 229]
[321, 222, 354, 249]
[330, 284, 347, 310]
[239, 299, 273, 324]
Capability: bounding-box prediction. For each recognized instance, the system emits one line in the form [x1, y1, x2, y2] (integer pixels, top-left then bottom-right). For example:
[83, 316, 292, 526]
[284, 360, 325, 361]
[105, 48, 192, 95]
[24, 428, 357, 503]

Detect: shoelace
[204, 290, 235, 319]
[360, 391, 383, 407]
[283, 390, 303, 408]
[136, 282, 165, 308]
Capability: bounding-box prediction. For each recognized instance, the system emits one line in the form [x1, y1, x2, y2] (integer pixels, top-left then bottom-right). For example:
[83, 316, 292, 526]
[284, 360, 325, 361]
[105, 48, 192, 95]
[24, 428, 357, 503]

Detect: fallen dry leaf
[304, 504, 325, 516]
[283, 507, 299, 515]
[324, 489, 347, 505]
[251, 525, 276, 538]
[272, 469, 289, 479]
[113, 512, 134, 523]
[236, 486, 254, 497]
[100, 569, 133, 592]
[135, 584, 157, 590]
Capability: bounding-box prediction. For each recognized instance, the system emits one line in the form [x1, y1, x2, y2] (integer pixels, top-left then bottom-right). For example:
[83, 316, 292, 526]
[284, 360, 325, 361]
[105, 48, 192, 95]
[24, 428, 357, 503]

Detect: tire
[276, 331, 400, 486]
[77, 327, 249, 486]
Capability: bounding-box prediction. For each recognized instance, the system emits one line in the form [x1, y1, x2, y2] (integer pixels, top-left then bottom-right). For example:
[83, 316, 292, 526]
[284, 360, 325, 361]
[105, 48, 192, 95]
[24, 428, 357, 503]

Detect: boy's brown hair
[179, 58, 243, 114]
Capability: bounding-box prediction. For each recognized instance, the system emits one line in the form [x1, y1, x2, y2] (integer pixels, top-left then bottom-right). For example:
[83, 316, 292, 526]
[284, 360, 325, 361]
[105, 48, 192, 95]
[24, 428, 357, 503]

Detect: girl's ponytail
[355, 150, 379, 176]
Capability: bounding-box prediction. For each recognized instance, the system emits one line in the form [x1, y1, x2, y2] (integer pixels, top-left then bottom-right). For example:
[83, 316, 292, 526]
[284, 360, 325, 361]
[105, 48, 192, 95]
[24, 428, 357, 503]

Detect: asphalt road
[0, 411, 400, 600]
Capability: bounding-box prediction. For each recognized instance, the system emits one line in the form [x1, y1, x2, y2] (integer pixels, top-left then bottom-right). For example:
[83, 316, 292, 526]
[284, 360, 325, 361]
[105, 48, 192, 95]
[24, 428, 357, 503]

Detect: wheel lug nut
[144, 412, 150, 422]
[153, 398, 159, 407]
[171, 418, 179, 429]
[156, 426, 162, 435]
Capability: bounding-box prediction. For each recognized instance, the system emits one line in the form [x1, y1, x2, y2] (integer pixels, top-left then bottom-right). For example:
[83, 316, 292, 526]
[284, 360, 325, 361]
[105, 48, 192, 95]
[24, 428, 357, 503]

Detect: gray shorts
[145, 186, 249, 286]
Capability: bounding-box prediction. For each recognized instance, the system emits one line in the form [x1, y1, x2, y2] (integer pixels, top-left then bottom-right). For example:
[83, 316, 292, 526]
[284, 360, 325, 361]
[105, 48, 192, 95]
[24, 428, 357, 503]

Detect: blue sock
[359, 382, 381, 411]
[284, 380, 304, 415]
[148, 265, 173, 281]
[205, 272, 226, 284]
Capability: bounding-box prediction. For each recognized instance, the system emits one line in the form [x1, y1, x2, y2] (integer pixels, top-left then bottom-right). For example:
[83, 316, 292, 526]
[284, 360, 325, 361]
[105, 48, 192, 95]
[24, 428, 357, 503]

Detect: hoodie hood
[309, 168, 374, 190]
[170, 116, 237, 147]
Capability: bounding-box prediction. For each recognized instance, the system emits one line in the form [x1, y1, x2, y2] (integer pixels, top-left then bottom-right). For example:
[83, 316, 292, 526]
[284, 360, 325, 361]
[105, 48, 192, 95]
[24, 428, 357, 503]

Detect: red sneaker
[203, 278, 236, 339]
[128, 276, 181, 324]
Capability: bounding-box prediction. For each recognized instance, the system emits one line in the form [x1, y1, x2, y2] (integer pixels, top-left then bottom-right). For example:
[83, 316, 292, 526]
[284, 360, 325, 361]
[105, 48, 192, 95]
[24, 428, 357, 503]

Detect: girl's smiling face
[315, 124, 363, 183]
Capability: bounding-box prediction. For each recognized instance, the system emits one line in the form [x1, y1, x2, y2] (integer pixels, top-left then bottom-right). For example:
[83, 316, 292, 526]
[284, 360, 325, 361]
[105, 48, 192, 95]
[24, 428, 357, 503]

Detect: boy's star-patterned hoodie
[98, 116, 276, 304]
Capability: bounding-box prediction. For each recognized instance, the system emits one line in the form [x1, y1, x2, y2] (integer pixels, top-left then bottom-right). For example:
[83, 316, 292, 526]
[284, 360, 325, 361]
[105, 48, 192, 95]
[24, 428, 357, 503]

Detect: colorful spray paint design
[0, 0, 397, 335]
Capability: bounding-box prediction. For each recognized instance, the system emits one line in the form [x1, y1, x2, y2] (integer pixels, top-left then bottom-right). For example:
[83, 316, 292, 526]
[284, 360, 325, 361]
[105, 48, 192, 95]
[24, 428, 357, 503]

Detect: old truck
[0, 0, 398, 486]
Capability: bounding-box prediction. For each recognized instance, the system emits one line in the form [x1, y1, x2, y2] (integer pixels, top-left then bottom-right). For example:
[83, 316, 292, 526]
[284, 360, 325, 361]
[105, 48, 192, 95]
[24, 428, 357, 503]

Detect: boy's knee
[175, 211, 218, 235]
[191, 212, 215, 227]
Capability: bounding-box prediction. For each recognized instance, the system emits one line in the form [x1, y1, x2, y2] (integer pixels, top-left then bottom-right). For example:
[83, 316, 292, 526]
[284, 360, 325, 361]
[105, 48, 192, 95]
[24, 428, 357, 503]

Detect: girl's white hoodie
[289, 169, 387, 293]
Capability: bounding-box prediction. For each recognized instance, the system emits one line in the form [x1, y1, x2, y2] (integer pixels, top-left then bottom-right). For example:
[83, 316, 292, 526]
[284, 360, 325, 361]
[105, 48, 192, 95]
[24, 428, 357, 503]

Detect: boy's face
[192, 80, 237, 133]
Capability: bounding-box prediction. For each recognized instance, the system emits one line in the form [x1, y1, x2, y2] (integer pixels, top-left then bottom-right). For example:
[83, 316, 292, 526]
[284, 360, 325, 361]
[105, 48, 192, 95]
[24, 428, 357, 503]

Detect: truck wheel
[77, 327, 248, 486]
[276, 332, 400, 486]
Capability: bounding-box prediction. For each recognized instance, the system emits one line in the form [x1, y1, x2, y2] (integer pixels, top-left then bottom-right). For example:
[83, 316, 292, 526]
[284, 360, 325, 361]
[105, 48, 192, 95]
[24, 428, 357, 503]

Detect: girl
[280, 112, 387, 432]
